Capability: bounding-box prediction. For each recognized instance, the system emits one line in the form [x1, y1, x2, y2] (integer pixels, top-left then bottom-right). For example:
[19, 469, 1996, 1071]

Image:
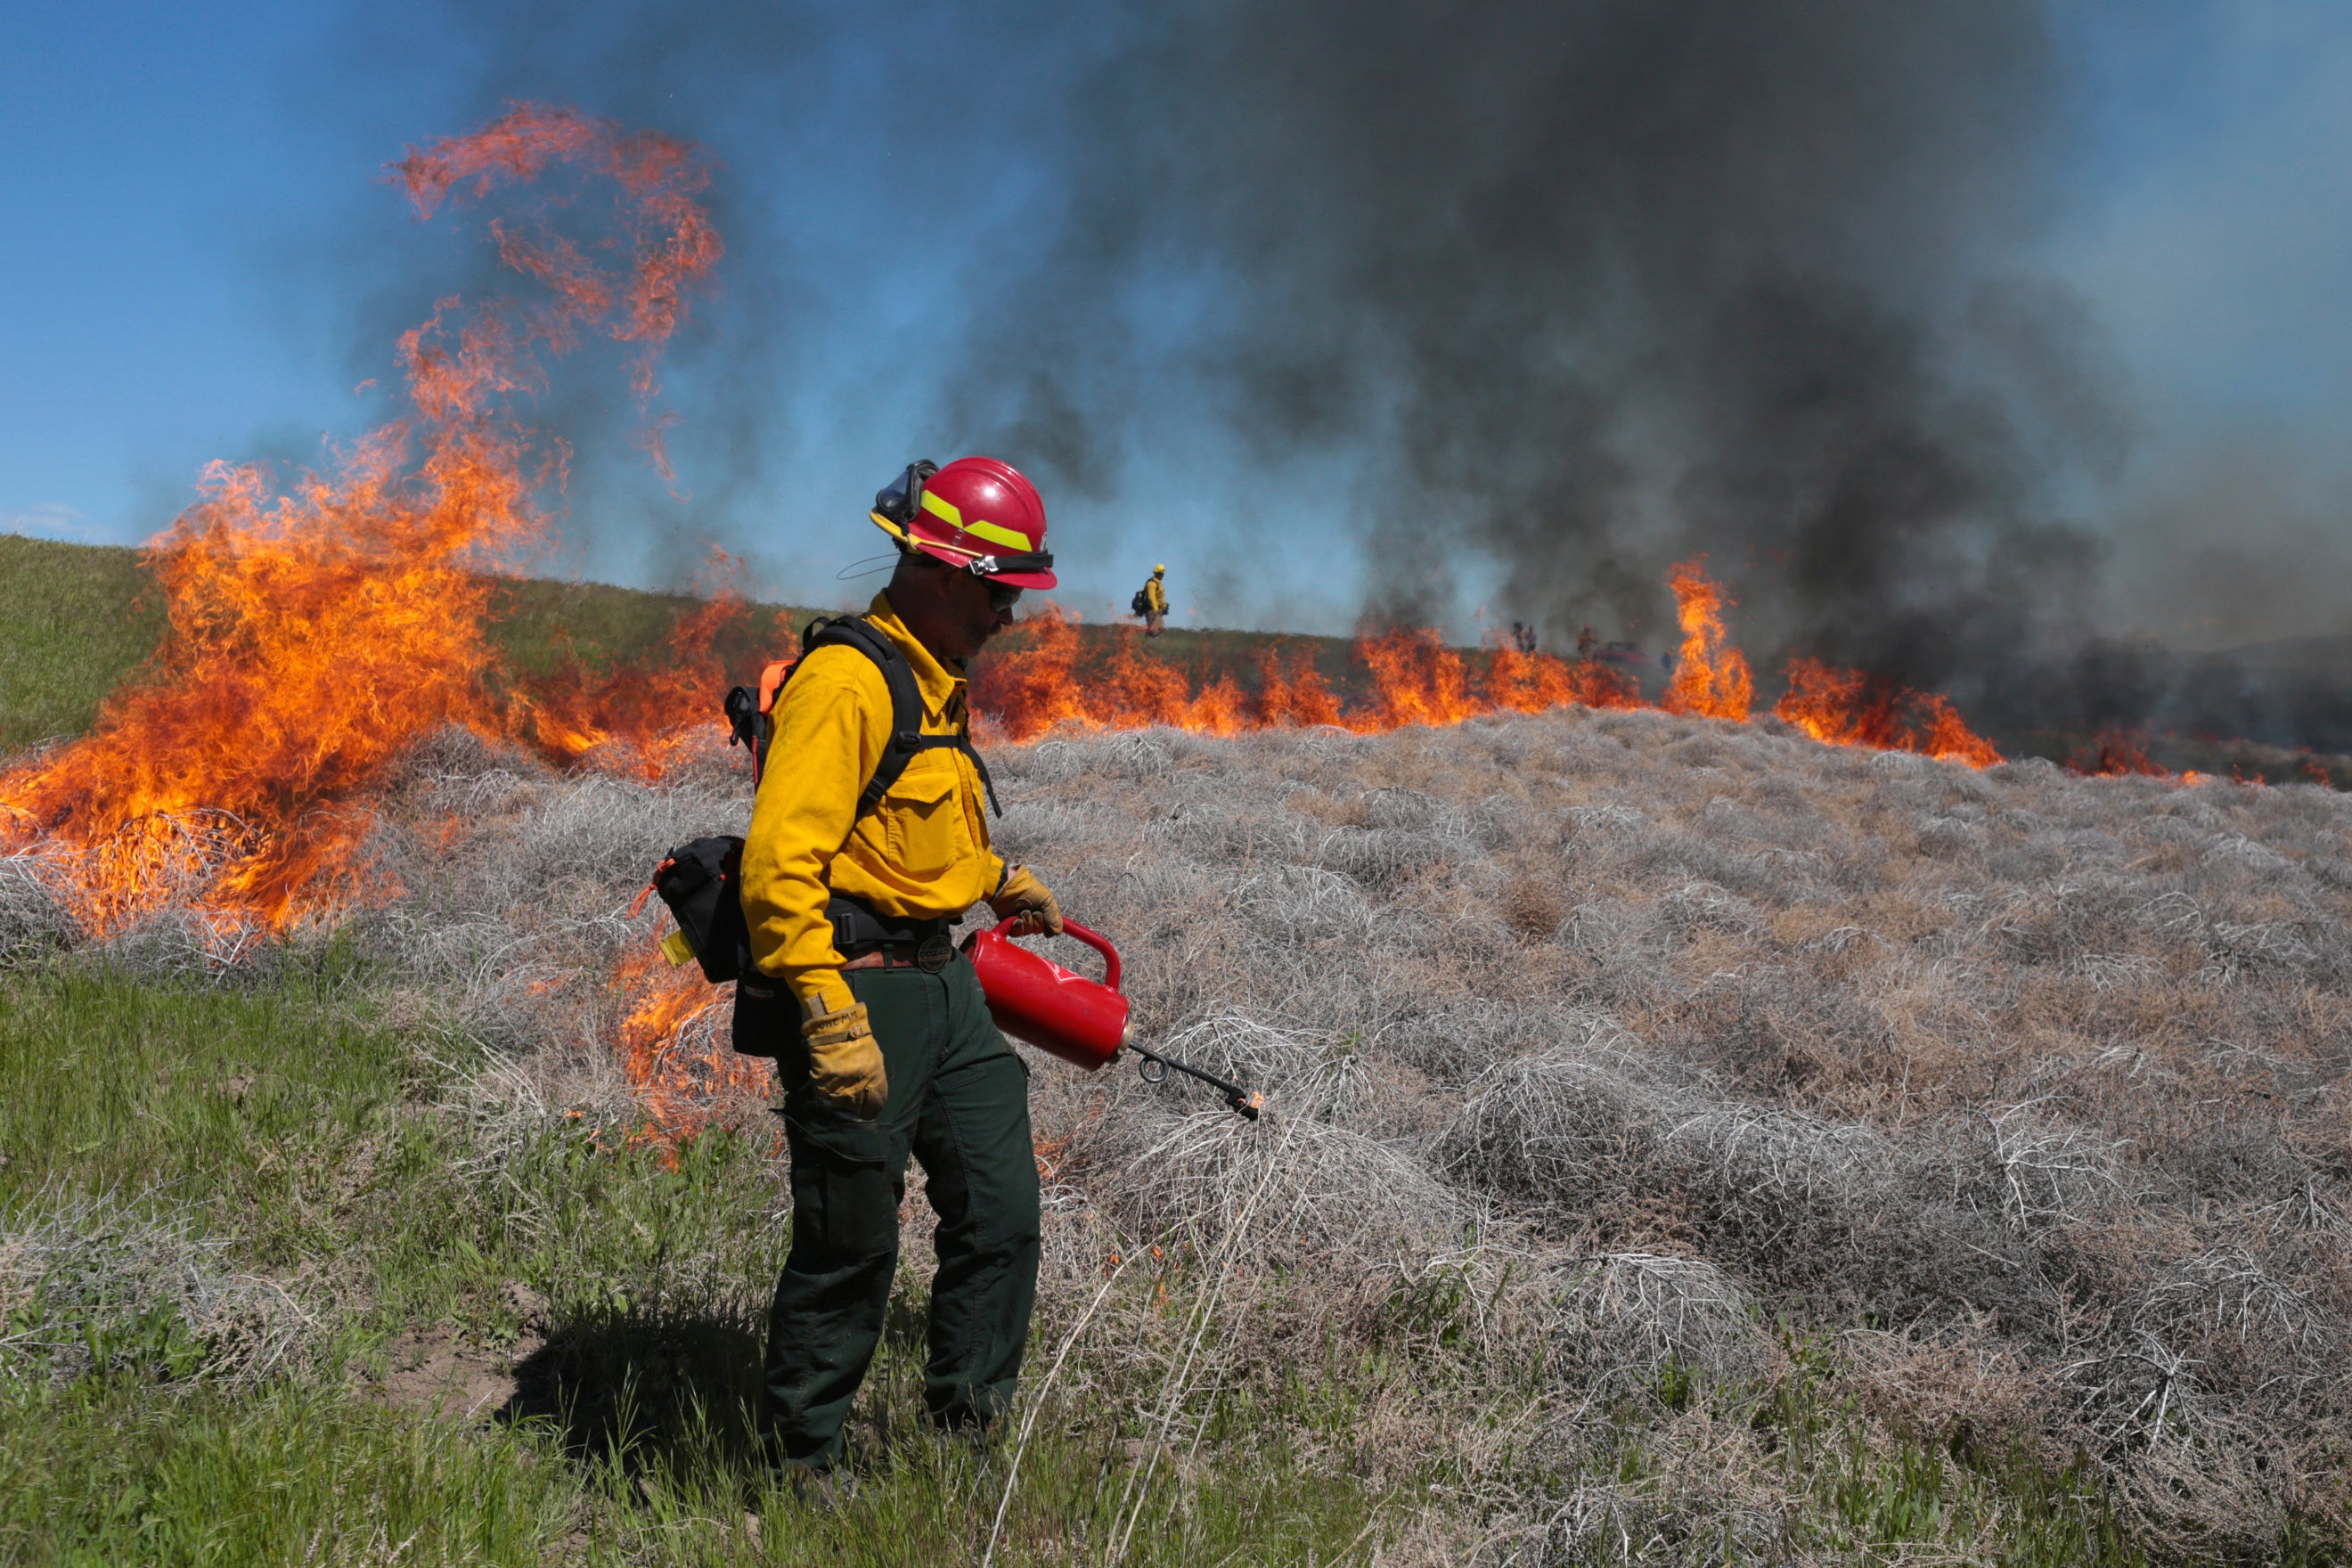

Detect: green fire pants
[762, 953, 1041, 1466]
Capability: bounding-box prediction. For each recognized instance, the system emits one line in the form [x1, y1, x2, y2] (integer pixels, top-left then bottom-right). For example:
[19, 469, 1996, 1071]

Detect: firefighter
[1137, 563, 1169, 636]
[737, 454, 1064, 1478]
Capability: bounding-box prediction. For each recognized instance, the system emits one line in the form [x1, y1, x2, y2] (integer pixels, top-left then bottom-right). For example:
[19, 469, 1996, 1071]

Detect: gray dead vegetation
[12, 702, 2352, 1551]
[986, 709, 2352, 1552]
[0, 1192, 313, 1390]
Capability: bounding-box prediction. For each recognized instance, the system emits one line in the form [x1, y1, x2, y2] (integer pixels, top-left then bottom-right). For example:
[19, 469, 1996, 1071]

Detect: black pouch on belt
[729, 897, 949, 1059]
[642, 834, 752, 983]
[731, 970, 794, 1059]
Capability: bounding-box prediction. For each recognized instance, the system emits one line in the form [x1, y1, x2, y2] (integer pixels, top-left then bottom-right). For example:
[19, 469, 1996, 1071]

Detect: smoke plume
[363, 0, 2335, 741]
[976, 0, 2119, 719]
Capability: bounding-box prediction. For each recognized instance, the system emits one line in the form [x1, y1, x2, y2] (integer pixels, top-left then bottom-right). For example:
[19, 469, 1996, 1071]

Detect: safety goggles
[984, 581, 1023, 613]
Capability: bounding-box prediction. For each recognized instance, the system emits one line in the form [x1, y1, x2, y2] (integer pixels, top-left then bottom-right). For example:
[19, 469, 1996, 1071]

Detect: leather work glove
[802, 1000, 887, 1119]
[989, 864, 1064, 937]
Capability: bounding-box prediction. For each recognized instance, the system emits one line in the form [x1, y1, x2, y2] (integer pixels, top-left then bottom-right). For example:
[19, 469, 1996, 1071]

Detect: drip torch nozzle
[1134, 1045, 1262, 1121]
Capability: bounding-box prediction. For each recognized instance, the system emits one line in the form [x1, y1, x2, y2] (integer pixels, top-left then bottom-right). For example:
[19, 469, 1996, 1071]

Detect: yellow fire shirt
[738, 592, 1006, 1015]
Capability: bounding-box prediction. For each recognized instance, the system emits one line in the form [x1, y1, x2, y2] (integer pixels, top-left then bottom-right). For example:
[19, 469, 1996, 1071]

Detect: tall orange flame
[0, 104, 721, 934]
[1661, 558, 1753, 721]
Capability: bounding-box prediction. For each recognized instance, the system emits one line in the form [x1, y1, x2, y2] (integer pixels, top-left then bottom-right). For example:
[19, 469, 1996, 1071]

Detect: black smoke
[349, 0, 2343, 746]
[974, 0, 2125, 724]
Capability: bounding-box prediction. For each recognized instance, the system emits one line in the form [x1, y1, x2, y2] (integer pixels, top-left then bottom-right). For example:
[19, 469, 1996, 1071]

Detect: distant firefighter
[1514, 622, 1538, 656]
[1131, 563, 1169, 636]
[1576, 625, 1597, 659]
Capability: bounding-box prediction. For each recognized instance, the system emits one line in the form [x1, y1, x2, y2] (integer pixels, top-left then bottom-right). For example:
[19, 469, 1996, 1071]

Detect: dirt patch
[372, 1325, 540, 1421]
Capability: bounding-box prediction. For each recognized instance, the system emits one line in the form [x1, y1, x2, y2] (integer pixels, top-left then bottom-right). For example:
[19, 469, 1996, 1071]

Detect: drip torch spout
[1133, 1044, 1263, 1121]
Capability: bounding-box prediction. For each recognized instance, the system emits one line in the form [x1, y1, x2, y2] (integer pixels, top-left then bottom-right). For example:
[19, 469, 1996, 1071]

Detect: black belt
[827, 896, 953, 969]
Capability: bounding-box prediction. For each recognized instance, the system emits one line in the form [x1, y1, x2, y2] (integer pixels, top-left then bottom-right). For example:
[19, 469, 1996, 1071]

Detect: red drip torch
[963, 919, 1262, 1119]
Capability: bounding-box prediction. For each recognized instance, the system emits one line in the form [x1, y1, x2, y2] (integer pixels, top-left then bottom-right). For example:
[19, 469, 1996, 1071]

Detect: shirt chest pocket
[877, 760, 968, 878]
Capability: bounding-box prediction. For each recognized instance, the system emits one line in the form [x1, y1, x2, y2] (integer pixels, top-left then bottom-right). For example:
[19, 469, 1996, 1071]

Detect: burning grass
[0, 103, 725, 936]
[11, 700, 2348, 1559]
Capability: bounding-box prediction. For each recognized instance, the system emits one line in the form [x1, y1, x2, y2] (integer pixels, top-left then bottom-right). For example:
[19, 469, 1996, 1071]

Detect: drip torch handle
[1056, 918, 1122, 993]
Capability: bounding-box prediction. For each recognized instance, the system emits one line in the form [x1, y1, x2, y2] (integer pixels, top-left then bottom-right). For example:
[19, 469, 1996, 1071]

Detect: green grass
[0, 535, 168, 750]
[0, 1378, 573, 1566]
[3, 957, 2314, 1564]
[0, 962, 1401, 1564]
[0, 958, 2239, 1565]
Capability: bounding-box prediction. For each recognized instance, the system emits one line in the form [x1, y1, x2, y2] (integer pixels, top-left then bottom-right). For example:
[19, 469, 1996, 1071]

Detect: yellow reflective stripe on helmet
[964, 518, 1032, 551]
[920, 487, 1031, 551]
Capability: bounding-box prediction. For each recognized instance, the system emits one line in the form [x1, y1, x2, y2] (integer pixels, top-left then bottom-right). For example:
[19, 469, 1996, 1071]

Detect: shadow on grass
[502, 1282, 941, 1481]
[503, 1302, 769, 1474]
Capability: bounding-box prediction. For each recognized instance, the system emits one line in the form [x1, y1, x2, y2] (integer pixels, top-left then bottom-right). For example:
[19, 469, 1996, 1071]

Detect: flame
[1661, 558, 1753, 721]
[968, 563, 2004, 784]
[613, 943, 772, 1146]
[520, 548, 793, 778]
[970, 605, 1642, 743]
[1775, 657, 2002, 768]
[1356, 628, 1480, 729]
[2077, 730, 2168, 779]
[1254, 645, 1347, 729]
[1486, 642, 1645, 716]
[0, 104, 721, 935]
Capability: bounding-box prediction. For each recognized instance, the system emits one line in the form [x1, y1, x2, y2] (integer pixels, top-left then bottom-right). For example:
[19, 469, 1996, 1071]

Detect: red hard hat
[870, 455, 1057, 590]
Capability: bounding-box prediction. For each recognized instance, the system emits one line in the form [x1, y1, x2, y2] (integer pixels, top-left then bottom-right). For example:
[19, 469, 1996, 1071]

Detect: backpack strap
[803, 616, 1002, 819]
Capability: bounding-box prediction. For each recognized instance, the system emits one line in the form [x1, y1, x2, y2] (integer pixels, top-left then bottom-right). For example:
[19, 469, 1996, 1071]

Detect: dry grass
[989, 709, 2352, 1554]
[14, 702, 2352, 1555]
[0, 1192, 314, 1391]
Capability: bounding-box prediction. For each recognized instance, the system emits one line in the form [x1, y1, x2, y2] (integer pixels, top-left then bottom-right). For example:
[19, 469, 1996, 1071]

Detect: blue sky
[4, 2, 2351, 649]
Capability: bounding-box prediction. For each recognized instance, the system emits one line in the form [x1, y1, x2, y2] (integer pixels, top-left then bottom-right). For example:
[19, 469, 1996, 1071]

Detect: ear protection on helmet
[872, 459, 939, 536]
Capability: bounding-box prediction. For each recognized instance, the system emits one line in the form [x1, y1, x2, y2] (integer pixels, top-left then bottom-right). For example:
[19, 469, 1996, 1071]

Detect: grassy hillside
[0, 535, 168, 751]
[8, 531, 2351, 787]
[0, 534, 837, 752]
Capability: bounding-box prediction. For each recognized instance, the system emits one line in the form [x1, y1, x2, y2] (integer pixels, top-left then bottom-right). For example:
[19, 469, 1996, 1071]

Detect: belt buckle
[915, 933, 952, 973]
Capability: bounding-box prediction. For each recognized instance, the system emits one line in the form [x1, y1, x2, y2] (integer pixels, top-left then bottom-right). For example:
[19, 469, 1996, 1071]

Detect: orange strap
[625, 857, 674, 920]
